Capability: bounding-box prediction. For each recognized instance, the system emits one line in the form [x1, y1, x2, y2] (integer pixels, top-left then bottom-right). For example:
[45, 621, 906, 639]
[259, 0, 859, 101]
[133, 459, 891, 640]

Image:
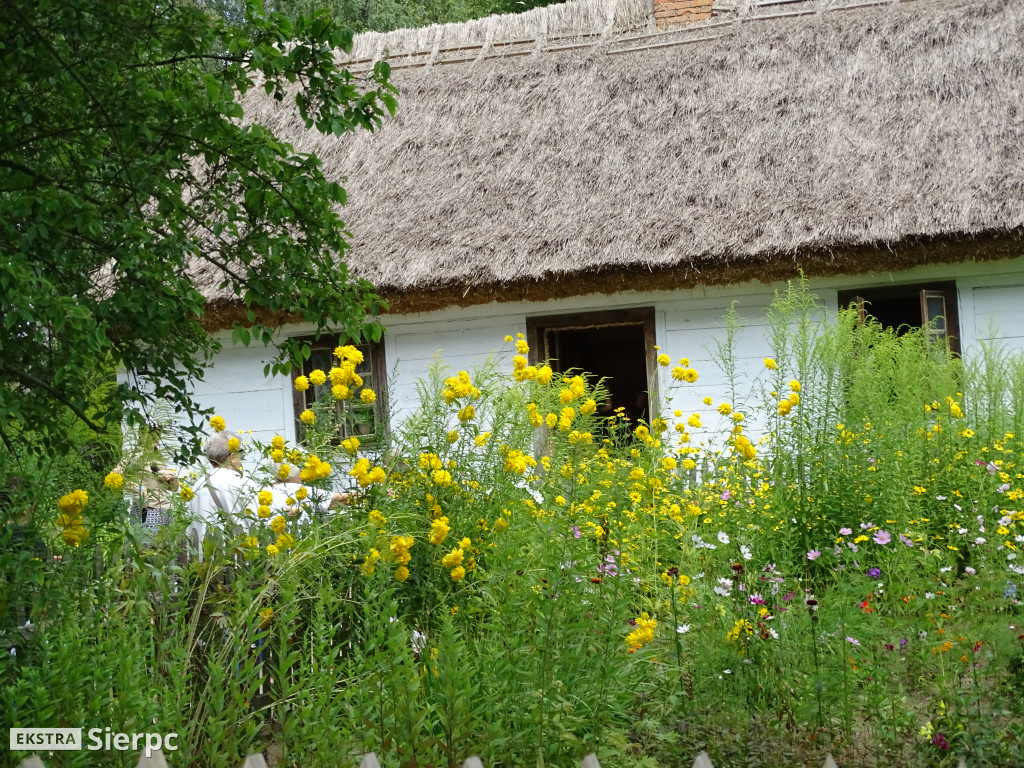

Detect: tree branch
[0, 364, 106, 434]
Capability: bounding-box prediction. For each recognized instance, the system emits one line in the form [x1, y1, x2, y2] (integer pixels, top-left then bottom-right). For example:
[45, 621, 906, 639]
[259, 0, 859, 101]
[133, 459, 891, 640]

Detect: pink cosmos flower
[872, 530, 891, 546]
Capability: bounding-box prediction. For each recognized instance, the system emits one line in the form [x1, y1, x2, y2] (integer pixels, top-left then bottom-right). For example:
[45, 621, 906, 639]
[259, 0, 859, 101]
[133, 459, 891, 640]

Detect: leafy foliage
[207, 0, 568, 37]
[0, 0, 396, 460]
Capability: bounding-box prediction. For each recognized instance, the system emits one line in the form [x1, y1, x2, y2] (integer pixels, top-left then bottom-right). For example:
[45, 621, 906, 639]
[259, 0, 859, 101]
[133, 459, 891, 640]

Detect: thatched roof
[211, 0, 1024, 317]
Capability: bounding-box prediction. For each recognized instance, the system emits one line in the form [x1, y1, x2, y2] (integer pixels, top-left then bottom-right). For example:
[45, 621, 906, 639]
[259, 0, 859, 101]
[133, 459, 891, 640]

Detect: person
[116, 425, 178, 534]
[186, 431, 259, 545]
[268, 464, 356, 524]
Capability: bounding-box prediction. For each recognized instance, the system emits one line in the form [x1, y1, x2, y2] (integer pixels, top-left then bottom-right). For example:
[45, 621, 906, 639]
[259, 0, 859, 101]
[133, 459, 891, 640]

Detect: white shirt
[186, 466, 259, 544]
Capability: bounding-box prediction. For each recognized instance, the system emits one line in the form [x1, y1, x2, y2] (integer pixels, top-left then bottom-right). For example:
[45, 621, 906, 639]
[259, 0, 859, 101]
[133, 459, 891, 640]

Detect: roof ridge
[341, 0, 937, 72]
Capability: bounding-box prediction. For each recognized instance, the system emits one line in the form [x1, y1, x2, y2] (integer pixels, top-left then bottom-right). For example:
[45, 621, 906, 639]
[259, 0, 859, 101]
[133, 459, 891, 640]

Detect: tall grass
[3, 283, 1024, 768]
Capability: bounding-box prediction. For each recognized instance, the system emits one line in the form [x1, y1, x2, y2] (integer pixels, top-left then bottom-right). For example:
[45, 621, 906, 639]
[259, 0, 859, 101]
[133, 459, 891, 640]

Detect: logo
[10, 728, 178, 758]
[10, 729, 81, 751]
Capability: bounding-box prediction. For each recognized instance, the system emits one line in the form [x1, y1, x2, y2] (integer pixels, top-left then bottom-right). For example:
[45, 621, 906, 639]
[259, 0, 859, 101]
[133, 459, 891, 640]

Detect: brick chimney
[653, 0, 714, 30]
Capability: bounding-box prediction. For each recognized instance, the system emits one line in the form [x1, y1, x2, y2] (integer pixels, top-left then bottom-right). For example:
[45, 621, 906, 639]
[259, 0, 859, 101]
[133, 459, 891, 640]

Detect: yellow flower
[299, 409, 315, 424]
[718, 402, 732, 415]
[258, 607, 273, 627]
[474, 432, 491, 446]
[515, 339, 530, 354]
[360, 388, 377, 404]
[271, 435, 285, 450]
[180, 485, 195, 502]
[308, 369, 327, 387]
[504, 335, 513, 343]
[687, 414, 702, 429]
[536, 366, 553, 385]
[270, 515, 287, 534]
[103, 472, 124, 490]
[778, 399, 793, 416]
[395, 566, 410, 582]
[332, 384, 351, 400]
[61, 524, 89, 547]
[764, 358, 777, 370]
[625, 612, 657, 649]
[277, 463, 292, 480]
[390, 535, 414, 565]
[258, 490, 274, 506]
[657, 353, 671, 366]
[295, 487, 307, 500]
[209, 415, 227, 432]
[788, 392, 800, 405]
[789, 379, 801, 392]
[57, 489, 89, 515]
[293, 376, 310, 392]
[442, 548, 465, 568]
[361, 548, 381, 575]
[450, 566, 466, 582]
[702, 396, 713, 406]
[258, 504, 272, 518]
[726, 618, 754, 642]
[335, 345, 363, 364]
[266, 544, 280, 556]
[458, 405, 476, 422]
[430, 516, 450, 545]
[227, 437, 240, 453]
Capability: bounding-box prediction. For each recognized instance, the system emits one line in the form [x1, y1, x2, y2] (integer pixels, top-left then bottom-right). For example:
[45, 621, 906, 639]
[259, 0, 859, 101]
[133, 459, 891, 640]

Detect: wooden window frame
[837, 281, 961, 355]
[291, 334, 389, 446]
[524, 307, 659, 409]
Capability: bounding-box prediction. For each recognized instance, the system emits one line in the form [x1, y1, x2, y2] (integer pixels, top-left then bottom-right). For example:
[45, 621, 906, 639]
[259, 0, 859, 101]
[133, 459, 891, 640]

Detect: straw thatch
[206, 0, 1024, 319]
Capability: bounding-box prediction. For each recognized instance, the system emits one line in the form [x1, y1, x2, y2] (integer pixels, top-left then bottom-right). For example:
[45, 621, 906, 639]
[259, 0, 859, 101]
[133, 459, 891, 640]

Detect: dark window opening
[837, 282, 960, 355]
[526, 308, 657, 425]
[291, 335, 388, 445]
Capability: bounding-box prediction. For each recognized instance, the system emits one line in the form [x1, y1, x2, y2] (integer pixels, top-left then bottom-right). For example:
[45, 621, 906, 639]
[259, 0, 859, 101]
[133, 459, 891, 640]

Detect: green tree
[210, 0, 567, 37]
[0, 0, 397, 460]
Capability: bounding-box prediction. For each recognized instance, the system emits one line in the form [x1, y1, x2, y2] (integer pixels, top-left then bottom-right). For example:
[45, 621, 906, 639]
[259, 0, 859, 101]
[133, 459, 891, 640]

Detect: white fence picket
[135, 749, 169, 768]
[13, 748, 972, 768]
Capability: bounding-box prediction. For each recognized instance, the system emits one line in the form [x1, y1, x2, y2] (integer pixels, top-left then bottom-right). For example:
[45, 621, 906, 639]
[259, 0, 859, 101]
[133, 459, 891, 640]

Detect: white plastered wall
[184, 254, 1024, 444]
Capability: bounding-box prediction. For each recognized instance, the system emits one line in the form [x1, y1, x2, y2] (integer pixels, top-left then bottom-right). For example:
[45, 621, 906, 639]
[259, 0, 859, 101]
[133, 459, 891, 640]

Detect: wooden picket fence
[15, 750, 973, 768]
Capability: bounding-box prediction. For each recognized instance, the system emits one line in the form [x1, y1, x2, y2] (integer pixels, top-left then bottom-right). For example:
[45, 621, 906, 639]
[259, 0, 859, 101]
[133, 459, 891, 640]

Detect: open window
[837, 282, 960, 354]
[525, 308, 658, 423]
[291, 334, 388, 445]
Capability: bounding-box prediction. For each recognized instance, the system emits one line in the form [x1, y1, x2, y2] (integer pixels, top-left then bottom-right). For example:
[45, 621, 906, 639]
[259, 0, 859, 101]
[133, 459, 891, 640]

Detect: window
[291, 335, 388, 445]
[837, 282, 960, 354]
[525, 308, 658, 423]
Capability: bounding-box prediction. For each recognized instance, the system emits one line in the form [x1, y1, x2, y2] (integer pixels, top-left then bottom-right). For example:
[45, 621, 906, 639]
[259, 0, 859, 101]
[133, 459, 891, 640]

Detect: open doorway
[526, 308, 657, 424]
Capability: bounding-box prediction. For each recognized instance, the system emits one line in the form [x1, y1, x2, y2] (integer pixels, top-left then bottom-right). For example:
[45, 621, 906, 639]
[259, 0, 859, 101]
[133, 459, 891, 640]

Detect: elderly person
[186, 431, 258, 544]
[116, 424, 178, 533]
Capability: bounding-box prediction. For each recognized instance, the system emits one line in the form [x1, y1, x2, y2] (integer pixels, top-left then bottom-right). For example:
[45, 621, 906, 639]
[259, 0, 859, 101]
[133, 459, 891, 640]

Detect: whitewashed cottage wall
[188, 255, 1024, 448]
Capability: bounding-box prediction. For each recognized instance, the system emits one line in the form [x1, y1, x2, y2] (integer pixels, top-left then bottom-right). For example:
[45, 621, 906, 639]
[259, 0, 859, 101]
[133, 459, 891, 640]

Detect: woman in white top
[186, 431, 259, 544]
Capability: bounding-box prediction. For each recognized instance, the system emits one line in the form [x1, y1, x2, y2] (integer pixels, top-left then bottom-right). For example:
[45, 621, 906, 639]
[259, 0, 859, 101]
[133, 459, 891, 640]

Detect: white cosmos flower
[718, 531, 731, 545]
